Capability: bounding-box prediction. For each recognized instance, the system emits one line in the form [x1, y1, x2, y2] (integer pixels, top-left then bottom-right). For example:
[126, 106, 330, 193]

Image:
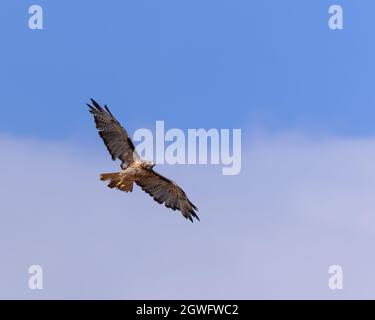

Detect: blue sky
[1, 0, 375, 139]
[1, 1, 375, 299]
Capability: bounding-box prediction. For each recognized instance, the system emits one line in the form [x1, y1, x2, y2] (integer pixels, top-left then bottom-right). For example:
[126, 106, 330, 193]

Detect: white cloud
[1, 133, 375, 299]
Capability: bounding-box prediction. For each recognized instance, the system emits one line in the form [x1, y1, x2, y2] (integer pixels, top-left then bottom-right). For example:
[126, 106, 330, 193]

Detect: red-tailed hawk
[87, 99, 199, 222]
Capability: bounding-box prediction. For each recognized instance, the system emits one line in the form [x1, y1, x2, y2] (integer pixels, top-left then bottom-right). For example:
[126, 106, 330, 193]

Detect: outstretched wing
[87, 99, 139, 168]
[135, 169, 199, 222]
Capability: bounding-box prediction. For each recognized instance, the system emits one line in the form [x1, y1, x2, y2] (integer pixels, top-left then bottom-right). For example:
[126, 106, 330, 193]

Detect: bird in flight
[87, 99, 199, 222]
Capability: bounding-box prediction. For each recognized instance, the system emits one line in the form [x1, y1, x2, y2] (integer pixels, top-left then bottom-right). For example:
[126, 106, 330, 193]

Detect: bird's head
[142, 160, 156, 170]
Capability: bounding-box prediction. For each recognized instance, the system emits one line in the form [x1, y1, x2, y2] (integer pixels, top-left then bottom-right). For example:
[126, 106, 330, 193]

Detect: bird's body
[100, 160, 155, 192]
[87, 99, 199, 222]
[100, 163, 140, 193]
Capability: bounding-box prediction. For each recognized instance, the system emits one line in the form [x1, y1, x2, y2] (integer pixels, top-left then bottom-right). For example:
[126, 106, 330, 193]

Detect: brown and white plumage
[87, 99, 199, 222]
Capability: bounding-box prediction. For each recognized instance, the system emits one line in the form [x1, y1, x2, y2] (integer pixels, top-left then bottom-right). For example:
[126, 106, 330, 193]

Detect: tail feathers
[100, 172, 133, 192]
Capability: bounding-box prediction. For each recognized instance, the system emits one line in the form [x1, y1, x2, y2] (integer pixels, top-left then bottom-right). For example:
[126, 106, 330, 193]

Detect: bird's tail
[100, 172, 133, 192]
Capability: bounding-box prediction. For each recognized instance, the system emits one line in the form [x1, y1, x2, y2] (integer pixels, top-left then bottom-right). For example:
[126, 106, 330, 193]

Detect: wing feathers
[136, 169, 199, 222]
[87, 99, 139, 167]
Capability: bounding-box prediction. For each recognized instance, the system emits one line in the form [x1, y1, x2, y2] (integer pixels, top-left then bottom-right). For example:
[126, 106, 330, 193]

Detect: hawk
[87, 99, 199, 222]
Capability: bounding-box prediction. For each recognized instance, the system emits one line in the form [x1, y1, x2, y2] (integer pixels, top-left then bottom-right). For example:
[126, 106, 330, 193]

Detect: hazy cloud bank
[1, 133, 375, 299]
